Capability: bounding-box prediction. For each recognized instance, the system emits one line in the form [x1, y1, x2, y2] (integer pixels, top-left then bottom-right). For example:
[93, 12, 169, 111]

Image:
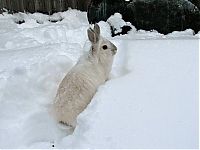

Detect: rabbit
[53, 24, 117, 128]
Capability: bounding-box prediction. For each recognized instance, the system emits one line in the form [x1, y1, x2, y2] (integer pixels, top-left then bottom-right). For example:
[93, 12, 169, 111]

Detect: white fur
[53, 24, 117, 127]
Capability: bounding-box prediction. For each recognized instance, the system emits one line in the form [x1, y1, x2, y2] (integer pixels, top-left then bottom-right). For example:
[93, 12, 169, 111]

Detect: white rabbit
[53, 24, 117, 128]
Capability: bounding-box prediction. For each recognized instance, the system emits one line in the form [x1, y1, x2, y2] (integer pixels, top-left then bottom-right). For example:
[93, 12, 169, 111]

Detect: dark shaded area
[124, 0, 200, 34]
[88, 0, 200, 34]
[15, 19, 25, 24]
[111, 25, 132, 37]
[49, 18, 63, 23]
[36, 20, 43, 24]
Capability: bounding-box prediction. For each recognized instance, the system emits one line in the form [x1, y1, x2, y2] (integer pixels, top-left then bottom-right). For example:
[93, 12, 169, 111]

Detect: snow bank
[0, 10, 198, 149]
[61, 39, 198, 149]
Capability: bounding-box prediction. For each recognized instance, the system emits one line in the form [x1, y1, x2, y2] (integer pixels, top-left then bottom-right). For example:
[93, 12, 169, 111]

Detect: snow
[0, 10, 199, 149]
[107, 13, 128, 33]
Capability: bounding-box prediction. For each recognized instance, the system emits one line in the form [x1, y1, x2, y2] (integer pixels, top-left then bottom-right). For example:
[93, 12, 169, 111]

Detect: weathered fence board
[0, 0, 91, 14]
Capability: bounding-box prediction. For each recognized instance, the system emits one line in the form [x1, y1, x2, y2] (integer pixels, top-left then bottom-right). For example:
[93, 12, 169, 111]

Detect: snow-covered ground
[0, 10, 199, 149]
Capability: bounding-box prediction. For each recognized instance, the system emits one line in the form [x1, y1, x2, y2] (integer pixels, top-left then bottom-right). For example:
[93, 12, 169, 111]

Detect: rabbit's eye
[102, 45, 107, 50]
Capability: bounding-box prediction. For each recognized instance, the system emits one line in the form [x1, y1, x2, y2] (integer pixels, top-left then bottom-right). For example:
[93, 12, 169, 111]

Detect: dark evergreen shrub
[88, 0, 200, 34]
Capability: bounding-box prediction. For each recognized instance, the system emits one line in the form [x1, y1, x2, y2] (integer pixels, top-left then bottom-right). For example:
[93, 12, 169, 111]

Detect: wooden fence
[0, 0, 91, 14]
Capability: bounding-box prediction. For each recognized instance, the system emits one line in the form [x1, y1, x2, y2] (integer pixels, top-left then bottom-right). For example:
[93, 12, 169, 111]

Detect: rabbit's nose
[114, 45, 117, 51]
[112, 45, 117, 55]
[112, 48, 117, 55]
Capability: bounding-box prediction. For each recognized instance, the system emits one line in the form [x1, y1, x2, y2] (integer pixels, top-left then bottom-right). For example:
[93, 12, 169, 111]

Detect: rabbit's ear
[94, 24, 100, 38]
[87, 27, 99, 44]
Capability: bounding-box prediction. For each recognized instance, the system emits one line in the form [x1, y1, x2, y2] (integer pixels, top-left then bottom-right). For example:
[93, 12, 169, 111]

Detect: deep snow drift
[0, 10, 199, 148]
